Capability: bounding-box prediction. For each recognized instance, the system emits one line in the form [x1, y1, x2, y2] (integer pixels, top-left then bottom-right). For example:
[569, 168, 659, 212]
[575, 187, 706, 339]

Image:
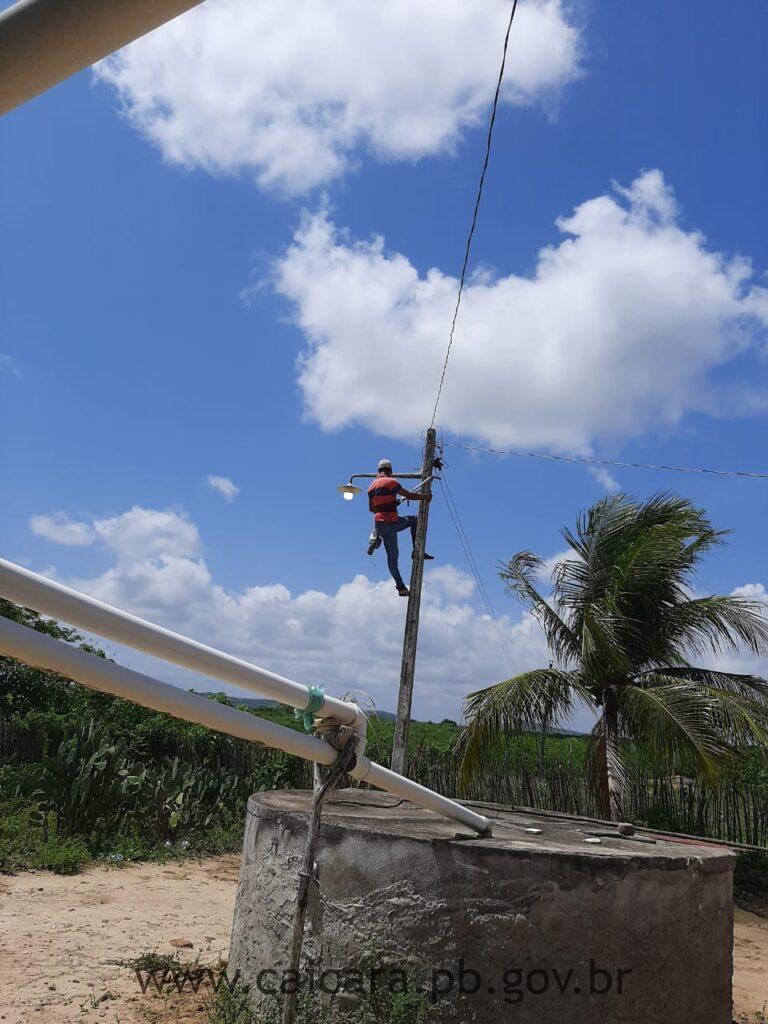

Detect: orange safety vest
[367, 476, 404, 523]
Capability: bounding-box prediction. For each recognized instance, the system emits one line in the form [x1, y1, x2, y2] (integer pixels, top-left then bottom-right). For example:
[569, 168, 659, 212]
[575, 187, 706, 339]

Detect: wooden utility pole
[390, 427, 437, 776]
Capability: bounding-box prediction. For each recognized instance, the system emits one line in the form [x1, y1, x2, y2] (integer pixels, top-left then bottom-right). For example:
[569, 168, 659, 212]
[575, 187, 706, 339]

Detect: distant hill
[226, 697, 586, 735]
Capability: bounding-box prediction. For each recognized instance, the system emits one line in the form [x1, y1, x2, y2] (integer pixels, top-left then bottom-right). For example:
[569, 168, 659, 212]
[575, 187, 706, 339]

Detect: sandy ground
[0, 856, 241, 1024]
[0, 854, 766, 1023]
[734, 907, 768, 1022]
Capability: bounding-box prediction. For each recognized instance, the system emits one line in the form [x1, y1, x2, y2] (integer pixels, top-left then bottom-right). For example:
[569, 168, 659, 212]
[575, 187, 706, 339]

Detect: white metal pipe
[351, 759, 491, 835]
[0, 615, 491, 835]
[0, 0, 205, 116]
[0, 558, 357, 725]
[0, 614, 337, 765]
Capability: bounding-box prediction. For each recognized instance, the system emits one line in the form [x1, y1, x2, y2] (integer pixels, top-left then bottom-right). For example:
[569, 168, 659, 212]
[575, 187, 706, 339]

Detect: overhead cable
[444, 442, 768, 481]
[439, 471, 517, 674]
[429, 0, 519, 429]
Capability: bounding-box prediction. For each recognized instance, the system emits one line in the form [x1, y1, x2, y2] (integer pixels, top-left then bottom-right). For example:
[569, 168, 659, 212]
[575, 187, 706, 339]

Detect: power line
[440, 475, 516, 674]
[429, 0, 519, 430]
[444, 442, 768, 481]
[439, 471, 516, 674]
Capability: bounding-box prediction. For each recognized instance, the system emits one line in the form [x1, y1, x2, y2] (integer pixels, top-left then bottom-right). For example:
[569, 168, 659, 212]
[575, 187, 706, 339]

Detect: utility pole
[390, 427, 438, 776]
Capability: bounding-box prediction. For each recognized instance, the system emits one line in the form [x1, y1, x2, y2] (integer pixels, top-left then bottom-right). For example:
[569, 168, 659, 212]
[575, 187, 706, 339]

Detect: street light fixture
[337, 482, 362, 501]
[337, 470, 423, 502]
[337, 470, 423, 503]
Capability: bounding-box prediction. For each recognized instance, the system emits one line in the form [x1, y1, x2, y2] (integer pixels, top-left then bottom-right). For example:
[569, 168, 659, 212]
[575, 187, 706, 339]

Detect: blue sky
[1, 0, 767, 726]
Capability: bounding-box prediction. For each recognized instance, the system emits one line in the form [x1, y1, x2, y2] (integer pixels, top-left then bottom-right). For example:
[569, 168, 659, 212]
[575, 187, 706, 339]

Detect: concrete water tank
[229, 789, 734, 1023]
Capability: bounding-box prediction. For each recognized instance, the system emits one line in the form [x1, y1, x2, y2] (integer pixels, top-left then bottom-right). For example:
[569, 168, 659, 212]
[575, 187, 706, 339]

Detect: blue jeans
[376, 516, 418, 590]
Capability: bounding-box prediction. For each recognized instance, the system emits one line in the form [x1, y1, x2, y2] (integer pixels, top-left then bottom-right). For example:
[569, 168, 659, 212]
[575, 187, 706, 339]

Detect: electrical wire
[439, 470, 516, 674]
[429, 0, 519, 430]
[443, 442, 768, 481]
[422, 0, 767, 486]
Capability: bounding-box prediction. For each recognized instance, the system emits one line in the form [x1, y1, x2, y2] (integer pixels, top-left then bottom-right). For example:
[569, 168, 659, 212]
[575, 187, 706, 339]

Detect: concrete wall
[229, 790, 735, 1023]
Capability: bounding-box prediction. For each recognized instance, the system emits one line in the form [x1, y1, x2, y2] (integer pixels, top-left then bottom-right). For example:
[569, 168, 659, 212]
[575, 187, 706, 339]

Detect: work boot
[367, 531, 381, 556]
[397, 587, 410, 597]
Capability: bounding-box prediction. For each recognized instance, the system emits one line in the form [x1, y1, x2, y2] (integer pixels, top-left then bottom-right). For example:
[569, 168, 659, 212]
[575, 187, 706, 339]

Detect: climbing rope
[282, 735, 358, 1024]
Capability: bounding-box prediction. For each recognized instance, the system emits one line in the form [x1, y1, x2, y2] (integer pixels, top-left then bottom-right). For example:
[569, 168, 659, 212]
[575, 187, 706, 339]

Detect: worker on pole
[367, 459, 432, 597]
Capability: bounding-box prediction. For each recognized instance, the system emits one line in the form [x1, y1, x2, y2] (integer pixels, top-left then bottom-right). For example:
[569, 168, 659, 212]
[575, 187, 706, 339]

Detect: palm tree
[458, 493, 768, 821]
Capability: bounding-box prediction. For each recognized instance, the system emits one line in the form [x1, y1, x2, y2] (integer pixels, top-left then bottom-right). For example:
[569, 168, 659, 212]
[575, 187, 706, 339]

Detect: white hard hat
[378, 458, 393, 471]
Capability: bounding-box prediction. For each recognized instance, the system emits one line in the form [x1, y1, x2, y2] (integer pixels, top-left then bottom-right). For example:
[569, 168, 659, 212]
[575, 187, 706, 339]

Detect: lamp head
[337, 482, 362, 501]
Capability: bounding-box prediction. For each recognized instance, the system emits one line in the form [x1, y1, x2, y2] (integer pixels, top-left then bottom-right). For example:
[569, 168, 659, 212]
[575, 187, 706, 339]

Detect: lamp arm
[348, 472, 424, 482]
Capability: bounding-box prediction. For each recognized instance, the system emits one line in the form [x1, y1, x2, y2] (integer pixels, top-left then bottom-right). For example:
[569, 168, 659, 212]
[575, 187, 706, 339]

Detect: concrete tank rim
[246, 789, 735, 873]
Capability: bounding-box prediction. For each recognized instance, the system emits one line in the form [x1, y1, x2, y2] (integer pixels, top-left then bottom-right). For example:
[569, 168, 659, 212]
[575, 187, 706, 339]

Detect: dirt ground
[734, 907, 768, 1022]
[0, 855, 241, 1024]
[0, 854, 766, 1024]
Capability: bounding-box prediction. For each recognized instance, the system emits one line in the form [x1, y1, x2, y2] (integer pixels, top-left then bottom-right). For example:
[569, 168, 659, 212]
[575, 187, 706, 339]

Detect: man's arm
[399, 487, 431, 502]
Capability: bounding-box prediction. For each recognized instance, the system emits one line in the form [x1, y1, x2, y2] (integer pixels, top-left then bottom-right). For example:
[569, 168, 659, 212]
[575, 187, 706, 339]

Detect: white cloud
[207, 475, 240, 502]
[731, 583, 768, 603]
[274, 170, 768, 450]
[38, 504, 556, 722]
[95, 0, 583, 195]
[424, 564, 477, 601]
[532, 548, 577, 586]
[709, 583, 768, 681]
[92, 506, 201, 565]
[588, 465, 620, 492]
[29, 513, 95, 547]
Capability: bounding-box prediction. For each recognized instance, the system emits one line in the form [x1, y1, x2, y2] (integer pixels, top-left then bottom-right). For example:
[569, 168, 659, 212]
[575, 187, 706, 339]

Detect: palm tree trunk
[603, 687, 622, 822]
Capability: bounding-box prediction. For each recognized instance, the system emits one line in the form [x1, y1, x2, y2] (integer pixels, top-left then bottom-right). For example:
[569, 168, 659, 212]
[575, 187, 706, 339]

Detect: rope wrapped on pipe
[295, 684, 326, 731]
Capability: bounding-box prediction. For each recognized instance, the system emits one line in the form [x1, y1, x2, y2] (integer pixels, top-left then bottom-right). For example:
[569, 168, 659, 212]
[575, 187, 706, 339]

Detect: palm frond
[578, 604, 634, 679]
[631, 666, 768, 757]
[650, 596, 768, 662]
[702, 687, 768, 750]
[619, 682, 724, 782]
[638, 666, 768, 699]
[457, 669, 588, 790]
[556, 494, 729, 675]
[636, 669, 768, 754]
[498, 552, 580, 664]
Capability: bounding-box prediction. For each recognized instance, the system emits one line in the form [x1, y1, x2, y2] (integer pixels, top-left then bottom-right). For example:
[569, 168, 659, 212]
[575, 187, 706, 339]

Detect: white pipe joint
[348, 704, 368, 763]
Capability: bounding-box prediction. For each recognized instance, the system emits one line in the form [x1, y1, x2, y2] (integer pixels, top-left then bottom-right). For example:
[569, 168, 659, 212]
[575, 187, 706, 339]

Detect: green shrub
[0, 800, 91, 874]
[209, 985, 260, 1024]
[17, 720, 143, 836]
[207, 975, 436, 1024]
[0, 800, 42, 872]
[33, 834, 91, 875]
